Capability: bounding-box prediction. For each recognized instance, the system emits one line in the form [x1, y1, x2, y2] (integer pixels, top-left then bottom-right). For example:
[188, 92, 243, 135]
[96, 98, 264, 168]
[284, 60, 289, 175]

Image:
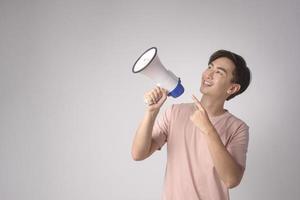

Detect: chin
[200, 86, 207, 94]
[200, 87, 215, 97]
[199, 87, 204, 94]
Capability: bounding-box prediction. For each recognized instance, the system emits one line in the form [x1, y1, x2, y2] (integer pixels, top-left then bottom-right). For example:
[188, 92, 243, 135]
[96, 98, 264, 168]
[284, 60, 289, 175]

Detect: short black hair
[208, 50, 251, 101]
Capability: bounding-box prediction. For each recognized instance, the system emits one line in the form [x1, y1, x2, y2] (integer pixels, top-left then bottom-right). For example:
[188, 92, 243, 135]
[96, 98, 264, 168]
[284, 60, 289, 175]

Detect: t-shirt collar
[209, 109, 230, 123]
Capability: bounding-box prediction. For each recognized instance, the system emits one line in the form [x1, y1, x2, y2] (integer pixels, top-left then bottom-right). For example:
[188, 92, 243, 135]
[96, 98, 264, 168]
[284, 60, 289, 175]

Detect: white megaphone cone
[132, 47, 184, 98]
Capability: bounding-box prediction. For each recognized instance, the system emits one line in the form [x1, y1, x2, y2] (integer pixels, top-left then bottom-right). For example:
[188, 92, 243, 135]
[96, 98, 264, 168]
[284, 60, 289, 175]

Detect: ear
[227, 83, 241, 96]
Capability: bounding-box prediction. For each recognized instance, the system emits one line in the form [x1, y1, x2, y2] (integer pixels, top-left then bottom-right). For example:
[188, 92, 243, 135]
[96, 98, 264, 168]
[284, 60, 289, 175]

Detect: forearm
[204, 127, 244, 188]
[131, 110, 159, 160]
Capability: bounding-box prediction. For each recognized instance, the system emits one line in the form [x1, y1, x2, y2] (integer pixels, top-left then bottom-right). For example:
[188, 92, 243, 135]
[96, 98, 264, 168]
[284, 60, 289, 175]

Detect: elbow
[225, 175, 242, 189]
[131, 154, 143, 161]
[225, 164, 245, 189]
[131, 150, 145, 161]
[225, 178, 241, 189]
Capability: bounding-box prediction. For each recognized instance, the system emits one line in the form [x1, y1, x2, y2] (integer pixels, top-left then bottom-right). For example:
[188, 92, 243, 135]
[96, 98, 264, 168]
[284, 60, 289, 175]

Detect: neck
[200, 95, 226, 117]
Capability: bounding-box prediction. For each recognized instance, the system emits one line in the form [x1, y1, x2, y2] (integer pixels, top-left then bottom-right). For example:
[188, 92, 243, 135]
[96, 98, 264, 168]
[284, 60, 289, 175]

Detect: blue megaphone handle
[168, 78, 184, 98]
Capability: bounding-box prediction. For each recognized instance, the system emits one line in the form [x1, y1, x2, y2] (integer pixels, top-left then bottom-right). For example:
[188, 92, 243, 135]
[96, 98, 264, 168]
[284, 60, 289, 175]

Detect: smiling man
[131, 50, 251, 200]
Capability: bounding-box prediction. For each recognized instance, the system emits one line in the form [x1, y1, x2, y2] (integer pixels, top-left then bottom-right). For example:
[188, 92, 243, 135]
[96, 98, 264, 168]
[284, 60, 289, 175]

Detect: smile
[203, 80, 213, 86]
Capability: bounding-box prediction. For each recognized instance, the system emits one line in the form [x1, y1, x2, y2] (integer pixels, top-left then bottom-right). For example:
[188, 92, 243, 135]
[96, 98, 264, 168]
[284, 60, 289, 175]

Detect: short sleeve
[226, 123, 249, 169]
[152, 105, 173, 151]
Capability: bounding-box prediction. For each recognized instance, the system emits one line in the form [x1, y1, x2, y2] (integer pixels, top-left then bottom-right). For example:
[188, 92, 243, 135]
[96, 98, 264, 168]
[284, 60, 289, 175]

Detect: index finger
[192, 94, 203, 110]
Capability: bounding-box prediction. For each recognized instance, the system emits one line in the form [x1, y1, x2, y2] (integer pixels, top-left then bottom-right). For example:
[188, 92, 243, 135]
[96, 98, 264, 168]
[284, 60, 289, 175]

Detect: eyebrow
[210, 63, 228, 74]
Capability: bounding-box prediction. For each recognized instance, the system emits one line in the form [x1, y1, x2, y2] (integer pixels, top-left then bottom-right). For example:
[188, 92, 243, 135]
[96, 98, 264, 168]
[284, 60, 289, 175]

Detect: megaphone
[132, 47, 184, 98]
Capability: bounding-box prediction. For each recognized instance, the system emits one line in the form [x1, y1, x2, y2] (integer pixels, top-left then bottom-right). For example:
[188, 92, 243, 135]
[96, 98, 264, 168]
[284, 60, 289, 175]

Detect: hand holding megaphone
[132, 47, 185, 100]
[144, 86, 168, 112]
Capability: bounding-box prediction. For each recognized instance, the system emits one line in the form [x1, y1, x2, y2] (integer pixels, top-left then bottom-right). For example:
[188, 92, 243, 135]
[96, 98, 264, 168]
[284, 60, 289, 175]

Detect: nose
[205, 69, 214, 80]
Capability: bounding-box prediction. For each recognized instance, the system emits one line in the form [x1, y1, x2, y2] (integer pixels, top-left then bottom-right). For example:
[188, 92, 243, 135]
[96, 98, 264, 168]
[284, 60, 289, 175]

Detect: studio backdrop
[0, 0, 299, 200]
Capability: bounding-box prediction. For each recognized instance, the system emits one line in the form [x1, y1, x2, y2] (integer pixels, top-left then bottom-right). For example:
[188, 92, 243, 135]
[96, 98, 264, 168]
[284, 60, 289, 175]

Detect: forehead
[211, 57, 236, 74]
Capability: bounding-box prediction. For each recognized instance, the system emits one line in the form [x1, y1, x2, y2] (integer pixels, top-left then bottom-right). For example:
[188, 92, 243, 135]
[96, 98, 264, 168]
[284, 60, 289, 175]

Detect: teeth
[204, 81, 212, 86]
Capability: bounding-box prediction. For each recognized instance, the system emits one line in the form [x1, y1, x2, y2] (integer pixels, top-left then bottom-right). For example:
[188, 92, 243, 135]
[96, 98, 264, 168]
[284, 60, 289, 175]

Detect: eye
[216, 70, 223, 75]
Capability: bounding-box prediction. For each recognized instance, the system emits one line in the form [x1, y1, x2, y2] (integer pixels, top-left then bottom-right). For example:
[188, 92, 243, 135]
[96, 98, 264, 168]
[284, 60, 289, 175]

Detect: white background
[0, 0, 299, 199]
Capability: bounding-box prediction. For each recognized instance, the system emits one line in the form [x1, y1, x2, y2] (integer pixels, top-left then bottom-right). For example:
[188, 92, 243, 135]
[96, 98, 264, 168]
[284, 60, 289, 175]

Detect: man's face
[200, 57, 240, 100]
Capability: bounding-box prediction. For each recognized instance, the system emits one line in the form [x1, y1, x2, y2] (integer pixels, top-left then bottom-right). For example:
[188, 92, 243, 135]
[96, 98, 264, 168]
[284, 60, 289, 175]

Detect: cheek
[214, 78, 228, 89]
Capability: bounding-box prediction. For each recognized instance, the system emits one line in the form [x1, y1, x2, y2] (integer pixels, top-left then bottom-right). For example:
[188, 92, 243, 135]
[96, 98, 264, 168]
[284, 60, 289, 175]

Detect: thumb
[157, 88, 168, 105]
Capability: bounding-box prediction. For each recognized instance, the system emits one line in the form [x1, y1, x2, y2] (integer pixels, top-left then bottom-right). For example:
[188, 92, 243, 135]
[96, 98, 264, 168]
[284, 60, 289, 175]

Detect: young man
[131, 50, 251, 200]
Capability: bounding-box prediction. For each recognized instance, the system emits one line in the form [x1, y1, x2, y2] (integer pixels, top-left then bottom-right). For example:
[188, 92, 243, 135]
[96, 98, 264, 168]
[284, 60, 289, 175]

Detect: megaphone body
[132, 47, 184, 98]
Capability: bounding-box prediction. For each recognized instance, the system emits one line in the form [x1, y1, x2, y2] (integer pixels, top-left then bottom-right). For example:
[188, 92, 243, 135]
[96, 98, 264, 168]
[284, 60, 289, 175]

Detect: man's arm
[204, 127, 244, 188]
[190, 95, 245, 188]
[131, 87, 168, 161]
[131, 110, 159, 161]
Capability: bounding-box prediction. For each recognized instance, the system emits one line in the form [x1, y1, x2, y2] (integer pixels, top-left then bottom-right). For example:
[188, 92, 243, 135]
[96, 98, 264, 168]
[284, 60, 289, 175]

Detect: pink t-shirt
[152, 103, 249, 200]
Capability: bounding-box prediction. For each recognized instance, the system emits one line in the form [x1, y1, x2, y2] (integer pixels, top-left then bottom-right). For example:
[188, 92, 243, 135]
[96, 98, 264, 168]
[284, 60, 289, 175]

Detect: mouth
[202, 80, 213, 87]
